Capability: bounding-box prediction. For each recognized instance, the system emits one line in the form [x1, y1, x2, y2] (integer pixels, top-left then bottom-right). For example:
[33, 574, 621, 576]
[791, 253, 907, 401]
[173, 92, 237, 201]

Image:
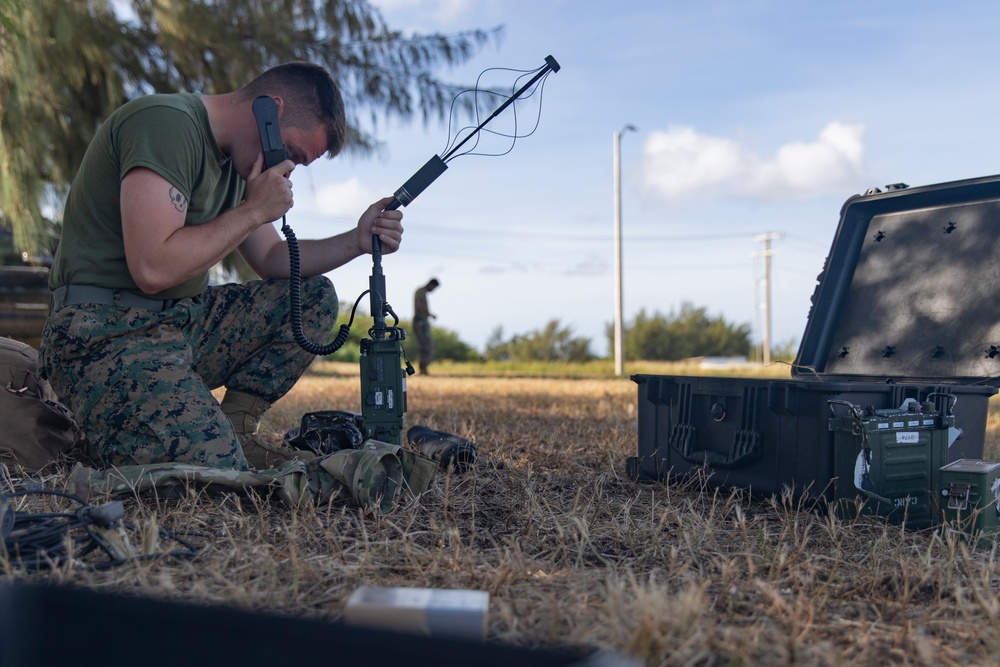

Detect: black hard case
[627, 174, 1000, 498]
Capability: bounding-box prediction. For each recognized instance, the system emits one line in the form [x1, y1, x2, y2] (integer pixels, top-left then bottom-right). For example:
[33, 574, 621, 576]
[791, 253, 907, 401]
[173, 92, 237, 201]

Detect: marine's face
[232, 115, 327, 181]
[280, 123, 329, 169]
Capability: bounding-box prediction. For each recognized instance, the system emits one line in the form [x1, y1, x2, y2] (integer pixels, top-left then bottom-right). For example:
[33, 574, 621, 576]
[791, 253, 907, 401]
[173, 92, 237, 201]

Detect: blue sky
[287, 0, 1000, 358]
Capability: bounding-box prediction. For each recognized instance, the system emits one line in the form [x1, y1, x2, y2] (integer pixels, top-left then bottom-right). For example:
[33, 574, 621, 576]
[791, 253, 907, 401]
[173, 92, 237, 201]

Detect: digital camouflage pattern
[40, 276, 337, 470]
[66, 439, 438, 513]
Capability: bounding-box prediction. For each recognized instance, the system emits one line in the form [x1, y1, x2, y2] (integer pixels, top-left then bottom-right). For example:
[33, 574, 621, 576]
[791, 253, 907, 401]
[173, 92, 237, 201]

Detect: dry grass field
[5, 363, 1000, 665]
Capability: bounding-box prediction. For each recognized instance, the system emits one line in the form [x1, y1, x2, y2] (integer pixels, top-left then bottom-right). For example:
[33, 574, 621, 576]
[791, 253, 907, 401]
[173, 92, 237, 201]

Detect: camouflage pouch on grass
[397, 448, 438, 495]
[282, 411, 439, 495]
[0, 337, 81, 473]
[67, 440, 437, 514]
[67, 460, 301, 503]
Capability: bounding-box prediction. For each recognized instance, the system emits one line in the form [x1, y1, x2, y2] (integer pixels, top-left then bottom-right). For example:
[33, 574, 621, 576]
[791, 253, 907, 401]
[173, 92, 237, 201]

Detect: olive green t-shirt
[50, 92, 245, 299]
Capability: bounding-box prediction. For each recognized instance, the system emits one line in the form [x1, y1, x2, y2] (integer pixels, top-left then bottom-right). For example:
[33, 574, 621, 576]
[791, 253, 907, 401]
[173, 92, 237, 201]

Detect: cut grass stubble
[4, 370, 1000, 666]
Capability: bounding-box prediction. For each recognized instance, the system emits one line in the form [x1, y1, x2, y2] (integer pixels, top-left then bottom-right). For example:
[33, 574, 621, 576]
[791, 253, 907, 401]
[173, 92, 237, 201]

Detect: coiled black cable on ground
[0, 489, 200, 572]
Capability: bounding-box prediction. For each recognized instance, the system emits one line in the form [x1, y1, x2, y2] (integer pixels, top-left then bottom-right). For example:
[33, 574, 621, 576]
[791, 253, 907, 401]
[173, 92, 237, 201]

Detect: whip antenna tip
[545, 55, 561, 72]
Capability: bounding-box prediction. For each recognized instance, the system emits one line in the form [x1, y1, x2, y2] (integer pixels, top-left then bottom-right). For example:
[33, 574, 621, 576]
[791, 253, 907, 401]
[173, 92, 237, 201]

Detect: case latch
[943, 482, 971, 511]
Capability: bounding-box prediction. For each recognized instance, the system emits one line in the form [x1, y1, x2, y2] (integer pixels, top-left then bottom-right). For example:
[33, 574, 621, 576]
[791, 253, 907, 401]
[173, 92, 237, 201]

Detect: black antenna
[368, 55, 561, 339]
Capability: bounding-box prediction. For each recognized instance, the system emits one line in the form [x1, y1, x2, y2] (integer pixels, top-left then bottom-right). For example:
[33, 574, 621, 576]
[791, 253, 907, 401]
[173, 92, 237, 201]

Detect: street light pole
[613, 124, 636, 377]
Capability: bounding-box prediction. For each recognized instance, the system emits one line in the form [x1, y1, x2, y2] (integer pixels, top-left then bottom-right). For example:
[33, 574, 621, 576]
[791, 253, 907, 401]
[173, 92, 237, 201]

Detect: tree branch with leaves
[0, 0, 502, 258]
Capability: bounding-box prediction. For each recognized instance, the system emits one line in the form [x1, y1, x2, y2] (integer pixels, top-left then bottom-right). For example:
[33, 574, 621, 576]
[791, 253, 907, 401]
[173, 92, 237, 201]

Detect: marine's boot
[221, 390, 316, 470]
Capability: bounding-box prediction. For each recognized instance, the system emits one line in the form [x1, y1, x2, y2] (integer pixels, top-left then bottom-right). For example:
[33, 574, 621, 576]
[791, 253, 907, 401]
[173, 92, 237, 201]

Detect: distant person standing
[413, 278, 439, 375]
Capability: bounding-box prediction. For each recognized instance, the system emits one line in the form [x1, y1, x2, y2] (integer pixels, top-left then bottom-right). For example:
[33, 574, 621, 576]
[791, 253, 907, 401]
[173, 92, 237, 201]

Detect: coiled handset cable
[255, 95, 447, 355]
[254, 95, 354, 354]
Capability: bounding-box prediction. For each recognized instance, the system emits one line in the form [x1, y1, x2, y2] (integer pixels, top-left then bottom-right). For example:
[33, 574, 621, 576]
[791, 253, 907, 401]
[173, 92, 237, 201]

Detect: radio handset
[251, 94, 353, 356]
[252, 95, 287, 169]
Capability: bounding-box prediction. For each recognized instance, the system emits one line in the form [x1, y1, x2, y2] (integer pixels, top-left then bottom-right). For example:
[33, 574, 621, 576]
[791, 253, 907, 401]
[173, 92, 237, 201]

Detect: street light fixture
[613, 124, 637, 377]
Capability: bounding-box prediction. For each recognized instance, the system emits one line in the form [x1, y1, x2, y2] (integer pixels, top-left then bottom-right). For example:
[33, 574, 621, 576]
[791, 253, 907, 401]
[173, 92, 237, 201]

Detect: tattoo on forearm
[168, 186, 188, 212]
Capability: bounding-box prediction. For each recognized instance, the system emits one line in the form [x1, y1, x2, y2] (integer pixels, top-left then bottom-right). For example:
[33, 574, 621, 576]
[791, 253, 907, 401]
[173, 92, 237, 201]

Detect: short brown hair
[240, 62, 346, 157]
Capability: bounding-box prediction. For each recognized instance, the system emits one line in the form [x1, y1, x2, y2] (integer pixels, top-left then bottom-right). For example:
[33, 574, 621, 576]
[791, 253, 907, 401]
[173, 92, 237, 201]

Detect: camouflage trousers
[39, 277, 338, 471]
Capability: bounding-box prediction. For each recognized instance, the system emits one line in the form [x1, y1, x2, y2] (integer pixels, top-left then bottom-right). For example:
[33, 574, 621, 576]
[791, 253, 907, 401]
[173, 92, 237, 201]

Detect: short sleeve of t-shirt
[113, 103, 207, 201]
[49, 93, 243, 298]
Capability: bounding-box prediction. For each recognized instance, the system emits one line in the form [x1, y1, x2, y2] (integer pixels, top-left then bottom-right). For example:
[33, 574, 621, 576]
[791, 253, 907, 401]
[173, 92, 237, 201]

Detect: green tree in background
[0, 0, 500, 257]
[608, 302, 752, 361]
[322, 304, 481, 363]
[765, 337, 799, 363]
[485, 320, 594, 363]
[405, 326, 482, 363]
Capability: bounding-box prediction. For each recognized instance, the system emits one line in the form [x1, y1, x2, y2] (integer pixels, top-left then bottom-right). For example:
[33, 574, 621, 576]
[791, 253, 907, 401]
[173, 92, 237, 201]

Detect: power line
[413, 225, 763, 243]
[290, 210, 772, 244]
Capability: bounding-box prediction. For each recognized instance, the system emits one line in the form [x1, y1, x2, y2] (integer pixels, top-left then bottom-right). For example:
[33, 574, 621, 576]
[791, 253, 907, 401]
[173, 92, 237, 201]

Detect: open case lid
[794, 173, 1000, 385]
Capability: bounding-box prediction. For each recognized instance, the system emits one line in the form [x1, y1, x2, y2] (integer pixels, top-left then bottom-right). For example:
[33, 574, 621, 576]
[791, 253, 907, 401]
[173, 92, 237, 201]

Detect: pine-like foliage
[0, 0, 500, 256]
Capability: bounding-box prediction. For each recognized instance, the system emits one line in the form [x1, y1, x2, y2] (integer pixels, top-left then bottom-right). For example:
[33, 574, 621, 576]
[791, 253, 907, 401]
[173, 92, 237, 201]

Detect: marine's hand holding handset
[251, 94, 354, 357]
[252, 95, 287, 169]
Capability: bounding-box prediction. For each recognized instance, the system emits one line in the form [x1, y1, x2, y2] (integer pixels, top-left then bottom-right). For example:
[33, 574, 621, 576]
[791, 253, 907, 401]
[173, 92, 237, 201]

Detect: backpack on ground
[0, 337, 81, 473]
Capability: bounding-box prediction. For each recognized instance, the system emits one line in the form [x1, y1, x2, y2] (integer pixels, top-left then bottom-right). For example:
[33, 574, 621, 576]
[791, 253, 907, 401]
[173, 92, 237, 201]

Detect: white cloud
[311, 178, 375, 217]
[641, 127, 748, 198]
[641, 121, 866, 201]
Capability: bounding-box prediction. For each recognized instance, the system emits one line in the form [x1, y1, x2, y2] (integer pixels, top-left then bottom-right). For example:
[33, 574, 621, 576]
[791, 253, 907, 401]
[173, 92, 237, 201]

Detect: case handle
[925, 391, 957, 415]
[668, 424, 761, 470]
[828, 398, 862, 418]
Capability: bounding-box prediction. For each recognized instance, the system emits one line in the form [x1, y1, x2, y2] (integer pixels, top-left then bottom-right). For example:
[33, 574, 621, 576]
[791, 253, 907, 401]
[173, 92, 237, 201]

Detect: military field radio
[255, 55, 560, 445]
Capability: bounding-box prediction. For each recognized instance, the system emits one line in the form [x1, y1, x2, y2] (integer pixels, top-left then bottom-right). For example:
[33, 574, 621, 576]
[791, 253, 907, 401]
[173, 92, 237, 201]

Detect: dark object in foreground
[0, 582, 618, 667]
[407, 425, 477, 472]
[0, 266, 49, 349]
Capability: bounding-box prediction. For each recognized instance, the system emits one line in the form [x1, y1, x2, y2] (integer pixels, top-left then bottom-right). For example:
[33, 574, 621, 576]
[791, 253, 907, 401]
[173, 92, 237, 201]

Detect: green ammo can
[939, 459, 1000, 540]
[829, 397, 957, 528]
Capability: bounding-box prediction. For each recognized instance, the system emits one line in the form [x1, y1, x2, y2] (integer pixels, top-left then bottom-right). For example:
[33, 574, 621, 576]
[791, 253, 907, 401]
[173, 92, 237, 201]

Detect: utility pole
[613, 124, 636, 376]
[754, 232, 783, 365]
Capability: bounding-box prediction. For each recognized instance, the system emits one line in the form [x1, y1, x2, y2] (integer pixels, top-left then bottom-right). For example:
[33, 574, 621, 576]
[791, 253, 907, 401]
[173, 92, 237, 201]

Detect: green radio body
[830, 405, 954, 528]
